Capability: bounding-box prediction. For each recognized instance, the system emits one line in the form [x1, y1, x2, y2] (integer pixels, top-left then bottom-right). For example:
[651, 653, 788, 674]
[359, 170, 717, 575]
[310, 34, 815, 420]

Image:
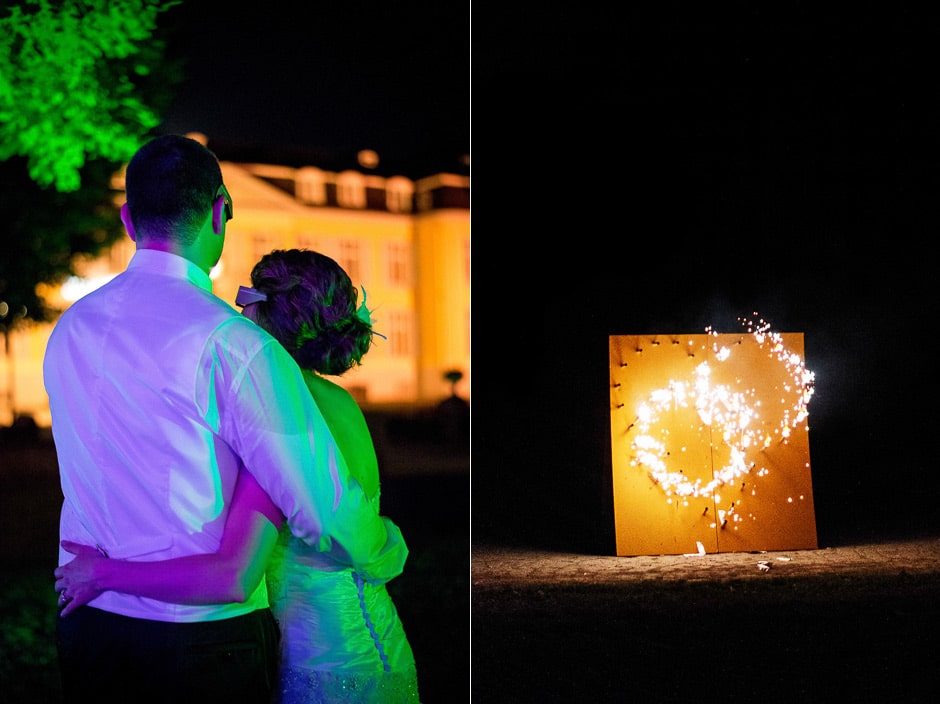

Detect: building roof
[202, 136, 470, 181]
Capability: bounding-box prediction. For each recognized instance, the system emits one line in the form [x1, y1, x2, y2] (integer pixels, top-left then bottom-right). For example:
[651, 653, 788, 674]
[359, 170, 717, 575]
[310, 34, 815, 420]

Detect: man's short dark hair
[124, 134, 223, 244]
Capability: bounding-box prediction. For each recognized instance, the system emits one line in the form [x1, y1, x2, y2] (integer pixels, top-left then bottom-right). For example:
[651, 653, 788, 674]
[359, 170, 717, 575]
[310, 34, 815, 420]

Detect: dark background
[473, 5, 940, 552]
[159, 0, 470, 177]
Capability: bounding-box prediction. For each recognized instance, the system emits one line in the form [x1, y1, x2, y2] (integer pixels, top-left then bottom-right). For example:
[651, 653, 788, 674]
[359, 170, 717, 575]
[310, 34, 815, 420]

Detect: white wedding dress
[265, 511, 420, 704]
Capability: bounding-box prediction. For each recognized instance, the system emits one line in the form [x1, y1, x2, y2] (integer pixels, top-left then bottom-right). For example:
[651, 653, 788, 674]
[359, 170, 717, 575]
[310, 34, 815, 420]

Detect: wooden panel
[609, 331, 817, 556]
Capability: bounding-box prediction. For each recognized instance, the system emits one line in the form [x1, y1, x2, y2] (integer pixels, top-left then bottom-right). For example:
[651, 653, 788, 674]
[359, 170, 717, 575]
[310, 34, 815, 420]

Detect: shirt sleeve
[220, 332, 407, 584]
[233, 467, 283, 528]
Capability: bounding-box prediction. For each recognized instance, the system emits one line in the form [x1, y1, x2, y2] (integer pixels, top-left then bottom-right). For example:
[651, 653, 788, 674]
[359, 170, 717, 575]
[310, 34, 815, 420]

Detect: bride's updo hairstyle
[247, 249, 375, 376]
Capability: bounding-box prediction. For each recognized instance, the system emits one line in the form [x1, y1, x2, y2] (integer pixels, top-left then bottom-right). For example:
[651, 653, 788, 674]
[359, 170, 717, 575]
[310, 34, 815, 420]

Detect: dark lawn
[0, 432, 469, 704]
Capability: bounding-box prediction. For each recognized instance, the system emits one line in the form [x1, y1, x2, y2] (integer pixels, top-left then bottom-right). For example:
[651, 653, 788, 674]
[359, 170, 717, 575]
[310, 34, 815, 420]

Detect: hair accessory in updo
[235, 285, 267, 307]
[356, 286, 387, 339]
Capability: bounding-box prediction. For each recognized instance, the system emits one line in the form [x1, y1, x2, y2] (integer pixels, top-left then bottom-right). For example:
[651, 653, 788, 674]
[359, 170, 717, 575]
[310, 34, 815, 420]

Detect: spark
[627, 316, 815, 508]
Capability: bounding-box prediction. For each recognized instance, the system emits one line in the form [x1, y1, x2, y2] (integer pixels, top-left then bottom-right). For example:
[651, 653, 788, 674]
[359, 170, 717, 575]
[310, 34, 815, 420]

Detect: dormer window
[336, 171, 366, 209]
[386, 176, 414, 213]
[296, 167, 327, 206]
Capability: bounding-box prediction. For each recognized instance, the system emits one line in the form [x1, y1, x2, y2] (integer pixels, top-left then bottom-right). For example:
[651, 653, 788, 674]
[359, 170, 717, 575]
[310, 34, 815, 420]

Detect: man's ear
[120, 203, 136, 241]
[212, 195, 226, 234]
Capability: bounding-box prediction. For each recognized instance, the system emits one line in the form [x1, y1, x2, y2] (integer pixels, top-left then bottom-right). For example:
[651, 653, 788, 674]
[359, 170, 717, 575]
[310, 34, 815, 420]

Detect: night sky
[157, 1, 470, 174]
[475, 6, 940, 550]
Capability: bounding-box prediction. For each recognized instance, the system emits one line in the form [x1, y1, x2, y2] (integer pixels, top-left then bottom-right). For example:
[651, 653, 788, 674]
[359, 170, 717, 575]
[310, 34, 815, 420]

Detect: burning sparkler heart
[628, 317, 815, 506]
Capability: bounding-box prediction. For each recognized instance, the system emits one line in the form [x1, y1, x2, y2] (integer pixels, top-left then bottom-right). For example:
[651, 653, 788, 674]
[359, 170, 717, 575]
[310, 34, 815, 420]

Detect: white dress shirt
[44, 249, 405, 622]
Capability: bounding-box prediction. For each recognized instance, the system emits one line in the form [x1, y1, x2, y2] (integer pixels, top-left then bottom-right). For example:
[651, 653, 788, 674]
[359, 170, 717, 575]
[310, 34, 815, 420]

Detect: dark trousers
[56, 606, 280, 704]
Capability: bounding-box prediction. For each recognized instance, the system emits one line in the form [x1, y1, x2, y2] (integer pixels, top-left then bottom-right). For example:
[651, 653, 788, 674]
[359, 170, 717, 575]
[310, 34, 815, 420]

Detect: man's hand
[54, 540, 108, 617]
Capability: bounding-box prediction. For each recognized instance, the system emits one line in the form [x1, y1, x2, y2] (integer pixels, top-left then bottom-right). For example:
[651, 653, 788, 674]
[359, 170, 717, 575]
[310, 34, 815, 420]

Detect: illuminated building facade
[1, 144, 470, 426]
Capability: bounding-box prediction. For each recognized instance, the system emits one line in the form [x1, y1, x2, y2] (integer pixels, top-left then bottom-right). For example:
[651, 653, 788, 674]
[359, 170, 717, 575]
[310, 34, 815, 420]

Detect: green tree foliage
[0, 155, 122, 325]
[0, 0, 180, 192]
[0, 0, 182, 330]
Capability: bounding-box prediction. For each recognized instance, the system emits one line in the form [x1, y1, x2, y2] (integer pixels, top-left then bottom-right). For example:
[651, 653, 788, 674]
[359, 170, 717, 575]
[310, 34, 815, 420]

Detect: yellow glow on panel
[609, 323, 817, 556]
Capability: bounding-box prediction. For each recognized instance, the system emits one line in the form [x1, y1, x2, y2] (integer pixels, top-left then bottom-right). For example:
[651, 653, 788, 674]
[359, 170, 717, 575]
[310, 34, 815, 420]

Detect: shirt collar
[128, 249, 213, 293]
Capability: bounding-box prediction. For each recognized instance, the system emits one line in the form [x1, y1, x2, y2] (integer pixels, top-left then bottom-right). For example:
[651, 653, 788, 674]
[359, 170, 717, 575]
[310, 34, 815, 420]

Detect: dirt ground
[471, 538, 940, 703]
[472, 538, 940, 589]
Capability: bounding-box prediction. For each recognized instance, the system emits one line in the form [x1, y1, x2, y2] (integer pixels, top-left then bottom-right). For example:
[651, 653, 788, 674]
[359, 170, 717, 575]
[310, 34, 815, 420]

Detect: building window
[252, 232, 277, 262]
[385, 176, 413, 213]
[336, 239, 362, 283]
[383, 310, 414, 356]
[296, 167, 327, 206]
[336, 171, 366, 209]
[385, 241, 411, 286]
[297, 233, 318, 251]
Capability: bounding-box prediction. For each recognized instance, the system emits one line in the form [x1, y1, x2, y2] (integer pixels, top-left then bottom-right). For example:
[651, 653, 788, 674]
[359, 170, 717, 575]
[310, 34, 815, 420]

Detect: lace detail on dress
[355, 572, 391, 672]
[275, 665, 421, 704]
